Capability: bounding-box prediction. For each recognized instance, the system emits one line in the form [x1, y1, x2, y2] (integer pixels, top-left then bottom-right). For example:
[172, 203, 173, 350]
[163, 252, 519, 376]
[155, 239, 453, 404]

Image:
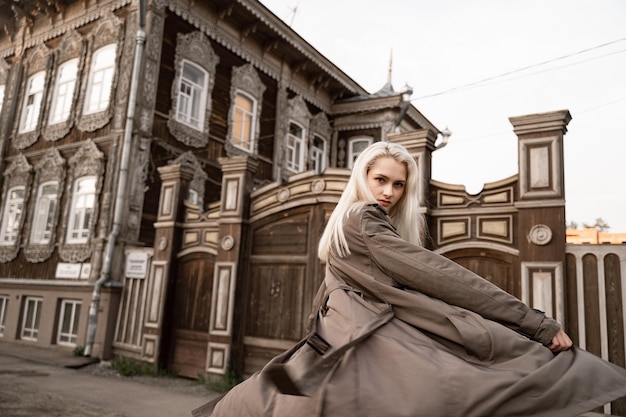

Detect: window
[232, 92, 257, 152]
[30, 182, 59, 244]
[175, 61, 208, 130]
[311, 135, 328, 174]
[0, 186, 25, 245]
[21, 297, 42, 341]
[49, 59, 79, 124]
[83, 44, 116, 115]
[0, 84, 5, 115]
[19, 71, 46, 133]
[0, 295, 8, 337]
[67, 177, 96, 243]
[348, 137, 373, 169]
[286, 122, 306, 172]
[57, 299, 81, 346]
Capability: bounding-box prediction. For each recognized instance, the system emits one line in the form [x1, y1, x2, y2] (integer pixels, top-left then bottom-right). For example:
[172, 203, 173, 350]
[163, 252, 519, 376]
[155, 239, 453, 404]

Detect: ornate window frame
[58, 140, 104, 263]
[347, 136, 373, 169]
[225, 64, 265, 156]
[13, 45, 51, 150]
[43, 30, 85, 142]
[0, 155, 32, 263]
[167, 31, 219, 148]
[283, 95, 311, 175]
[76, 12, 123, 133]
[309, 112, 331, 174]
[23, 148, 65, 263]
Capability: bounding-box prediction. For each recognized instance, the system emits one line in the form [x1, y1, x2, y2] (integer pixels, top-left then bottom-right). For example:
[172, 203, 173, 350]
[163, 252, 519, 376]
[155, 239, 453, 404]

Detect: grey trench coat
[195, 204, 626, 417]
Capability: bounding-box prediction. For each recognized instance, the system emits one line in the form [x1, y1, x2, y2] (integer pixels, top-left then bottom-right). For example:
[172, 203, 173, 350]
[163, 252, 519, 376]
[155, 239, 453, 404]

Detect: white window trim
[0, 84, 5, 116]
[286, 121, 306, 173]
[49, 59, 79, 125]
[30, 181, 59, 245]
[83, 44, 116, 115]
[0, 295, 8, 337]
[57, 299, 81, 346]
[66, 176, 96, 244]
[348, 137, 374, 169]
[175, 60, 208, 130]
[18, 71, 46, 133]
[231, 90, 257, 153]
[311, 134, 328, 174]
[21, 297, 42, 341]
[0, 186, 25, 245]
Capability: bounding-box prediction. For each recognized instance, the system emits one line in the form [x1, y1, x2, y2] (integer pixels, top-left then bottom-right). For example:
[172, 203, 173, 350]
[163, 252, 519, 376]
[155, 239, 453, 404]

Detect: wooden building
[0, 4, 623, 414]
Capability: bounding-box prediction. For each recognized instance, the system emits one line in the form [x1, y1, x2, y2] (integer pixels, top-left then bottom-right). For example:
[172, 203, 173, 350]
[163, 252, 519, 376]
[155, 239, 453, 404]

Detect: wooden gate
[240, 204, 330, 375]
[167, 252, 215, 378]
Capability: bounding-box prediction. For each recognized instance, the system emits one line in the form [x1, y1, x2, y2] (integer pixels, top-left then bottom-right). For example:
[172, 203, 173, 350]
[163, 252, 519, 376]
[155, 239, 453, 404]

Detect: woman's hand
[548, 329, 573, 353]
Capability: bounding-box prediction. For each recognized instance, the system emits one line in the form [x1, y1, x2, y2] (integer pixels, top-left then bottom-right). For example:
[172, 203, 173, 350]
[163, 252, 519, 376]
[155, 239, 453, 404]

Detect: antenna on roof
[388, 48, 393, 84]
[289, 5, 298, 26]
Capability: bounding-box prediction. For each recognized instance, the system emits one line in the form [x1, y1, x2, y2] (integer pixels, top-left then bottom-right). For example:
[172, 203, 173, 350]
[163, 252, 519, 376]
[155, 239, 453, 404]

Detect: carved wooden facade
[0, 4, 623, 414]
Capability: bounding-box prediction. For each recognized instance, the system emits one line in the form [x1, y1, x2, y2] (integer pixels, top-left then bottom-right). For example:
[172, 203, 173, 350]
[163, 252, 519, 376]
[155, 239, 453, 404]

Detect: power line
[413, 37, 626, 101]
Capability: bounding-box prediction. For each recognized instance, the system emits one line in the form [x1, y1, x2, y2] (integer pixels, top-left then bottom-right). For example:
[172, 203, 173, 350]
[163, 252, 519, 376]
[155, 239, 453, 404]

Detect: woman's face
[366, 156, 407, 212]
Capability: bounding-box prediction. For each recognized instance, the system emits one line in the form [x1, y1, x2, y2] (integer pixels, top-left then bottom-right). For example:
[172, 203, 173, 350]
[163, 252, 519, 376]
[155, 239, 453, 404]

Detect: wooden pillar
[142, 163, 194, 366]
[206, 155, 258, 375]
[510, 109, 571, 324]
[387, 128, 437, 210]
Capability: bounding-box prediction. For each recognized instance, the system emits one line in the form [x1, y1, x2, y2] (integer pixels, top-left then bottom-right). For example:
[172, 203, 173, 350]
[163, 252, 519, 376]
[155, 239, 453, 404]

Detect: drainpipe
[84, 0, 146, 357]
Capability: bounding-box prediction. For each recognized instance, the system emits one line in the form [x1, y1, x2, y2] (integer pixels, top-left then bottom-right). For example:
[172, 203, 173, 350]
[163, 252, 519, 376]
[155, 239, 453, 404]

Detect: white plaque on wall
[125, 252, 149, 278]
[56, 263, 81, 279]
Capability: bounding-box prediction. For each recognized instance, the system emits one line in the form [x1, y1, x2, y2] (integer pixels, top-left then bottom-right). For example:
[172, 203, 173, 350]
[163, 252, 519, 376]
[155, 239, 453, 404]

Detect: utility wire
[413, 37, 626, 101]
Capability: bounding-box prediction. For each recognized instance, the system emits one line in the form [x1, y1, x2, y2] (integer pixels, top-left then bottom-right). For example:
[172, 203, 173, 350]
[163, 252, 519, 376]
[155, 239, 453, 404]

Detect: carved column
[387, 129, 437, 211]
[206, 155, 258, 375]
[510, 109, 571, 325]
[142, 163, 194, 365]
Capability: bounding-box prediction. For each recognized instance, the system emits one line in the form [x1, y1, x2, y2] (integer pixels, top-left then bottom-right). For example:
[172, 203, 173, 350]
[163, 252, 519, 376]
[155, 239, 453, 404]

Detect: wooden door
[167, 253, 214, 378]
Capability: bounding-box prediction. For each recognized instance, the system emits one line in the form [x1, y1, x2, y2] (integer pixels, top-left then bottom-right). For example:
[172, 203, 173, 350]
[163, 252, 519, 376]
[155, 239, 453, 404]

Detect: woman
[195, 142, 626, 417]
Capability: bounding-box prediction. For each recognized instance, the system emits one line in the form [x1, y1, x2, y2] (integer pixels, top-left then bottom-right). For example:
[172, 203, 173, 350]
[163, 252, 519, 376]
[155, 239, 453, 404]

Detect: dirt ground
[0, 353, 217, 417]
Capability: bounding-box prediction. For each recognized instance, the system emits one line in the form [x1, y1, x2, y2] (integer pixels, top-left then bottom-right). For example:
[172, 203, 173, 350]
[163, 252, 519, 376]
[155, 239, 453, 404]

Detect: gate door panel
[168, 253, 214, 378]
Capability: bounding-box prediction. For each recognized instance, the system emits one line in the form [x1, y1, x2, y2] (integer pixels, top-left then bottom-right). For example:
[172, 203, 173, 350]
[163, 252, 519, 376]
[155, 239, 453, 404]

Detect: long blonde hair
[318, 141, 424, 262]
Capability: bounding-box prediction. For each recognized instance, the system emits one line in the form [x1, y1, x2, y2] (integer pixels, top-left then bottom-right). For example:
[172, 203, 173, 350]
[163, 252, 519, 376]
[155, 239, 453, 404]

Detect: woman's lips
[378, 199, 390, 207]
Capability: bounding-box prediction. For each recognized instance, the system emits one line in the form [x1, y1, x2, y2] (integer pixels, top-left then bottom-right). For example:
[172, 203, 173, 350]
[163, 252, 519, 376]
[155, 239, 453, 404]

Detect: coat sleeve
[359, 205, 560, 346]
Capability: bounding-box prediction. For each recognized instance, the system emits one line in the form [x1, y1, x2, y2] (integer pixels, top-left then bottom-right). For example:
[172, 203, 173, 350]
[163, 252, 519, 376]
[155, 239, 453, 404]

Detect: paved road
[0, 342, 220, 417]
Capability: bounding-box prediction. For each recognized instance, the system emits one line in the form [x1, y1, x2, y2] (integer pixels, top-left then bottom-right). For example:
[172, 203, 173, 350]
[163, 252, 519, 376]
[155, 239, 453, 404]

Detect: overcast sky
[260, 0, 626, 232]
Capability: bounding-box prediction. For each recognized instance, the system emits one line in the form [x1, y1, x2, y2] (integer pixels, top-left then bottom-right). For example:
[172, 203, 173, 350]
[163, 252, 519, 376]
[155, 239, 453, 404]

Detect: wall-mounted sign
[56, 263, 81, 279]
[125, 252, 149, 279]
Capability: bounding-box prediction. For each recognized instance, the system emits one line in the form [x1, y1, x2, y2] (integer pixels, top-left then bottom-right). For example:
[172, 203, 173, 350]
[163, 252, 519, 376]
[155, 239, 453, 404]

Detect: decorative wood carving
[58, 140, 104, 263]
[23, 148, 66, 263]
[0, 154, 33, 263]
[76, 12, 123, 133]
[13, 44, 52, 150]
[43, 30, 85, 142]
[170, 151, 208, 208]
[167, 31, 219, 148]
[225, 64, 266, 157]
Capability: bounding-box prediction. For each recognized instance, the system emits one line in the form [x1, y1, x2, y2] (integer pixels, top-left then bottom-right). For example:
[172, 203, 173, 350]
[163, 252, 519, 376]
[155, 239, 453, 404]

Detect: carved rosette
[58, 140, 105, 263]
[167, 31, 219, 148]
[528, 224, 553, 246]
[14, 44, 52, 150]
[76, 12, 123, 133]
[0, 155, 33, 263]
[23, 148, 66, 263]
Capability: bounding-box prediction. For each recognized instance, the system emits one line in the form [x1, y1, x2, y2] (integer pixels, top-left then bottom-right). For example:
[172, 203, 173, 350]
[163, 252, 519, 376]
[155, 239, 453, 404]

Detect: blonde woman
[197, 142, 626, 417]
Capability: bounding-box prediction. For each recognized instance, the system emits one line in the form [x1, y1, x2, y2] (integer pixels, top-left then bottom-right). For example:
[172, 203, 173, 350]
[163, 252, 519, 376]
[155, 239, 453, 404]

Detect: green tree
[582, 217, 611, 232]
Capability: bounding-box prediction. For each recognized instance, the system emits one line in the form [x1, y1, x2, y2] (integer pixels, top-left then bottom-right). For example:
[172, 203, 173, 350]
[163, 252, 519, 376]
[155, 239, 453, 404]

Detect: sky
[260, 0, 626, 232]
